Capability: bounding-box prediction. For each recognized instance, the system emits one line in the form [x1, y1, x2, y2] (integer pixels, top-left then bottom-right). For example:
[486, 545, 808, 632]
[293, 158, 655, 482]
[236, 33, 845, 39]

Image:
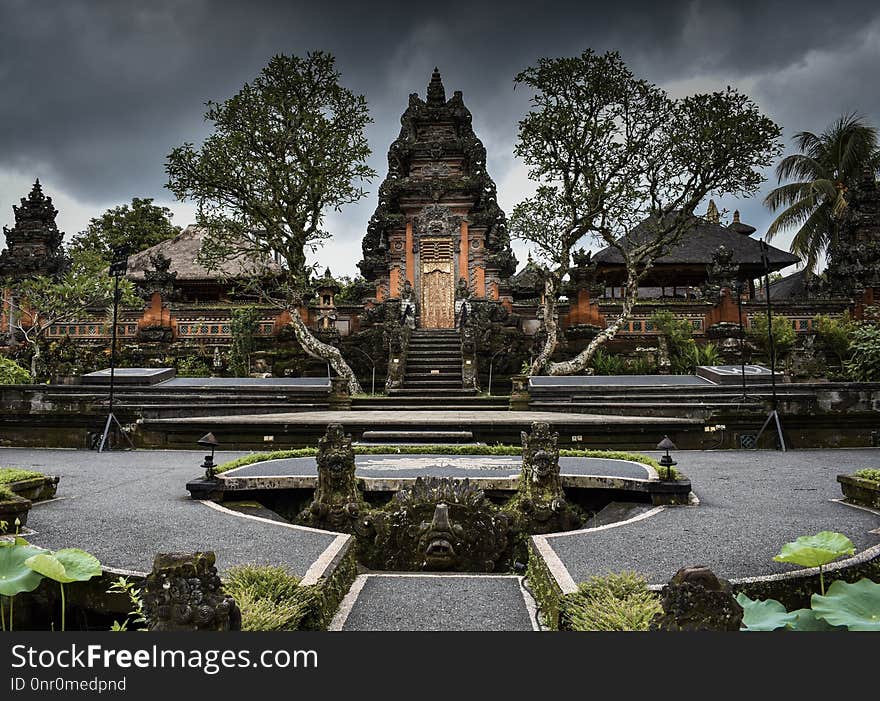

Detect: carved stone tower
[359, 69, 516, 328]
[0, 180, 68, 281]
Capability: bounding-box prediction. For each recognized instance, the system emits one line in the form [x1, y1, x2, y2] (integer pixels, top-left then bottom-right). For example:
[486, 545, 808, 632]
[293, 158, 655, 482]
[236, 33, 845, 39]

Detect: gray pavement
[1, 448, 338, 576]
[226, 454, 653, 480]
[335, 575, 536, 631]
[547, 448, 880, 586]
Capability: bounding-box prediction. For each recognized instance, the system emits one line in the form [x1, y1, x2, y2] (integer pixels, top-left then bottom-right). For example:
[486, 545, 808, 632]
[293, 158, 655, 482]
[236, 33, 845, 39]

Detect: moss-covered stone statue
[361, 477, 515, 572]
[298, 423, 366, 532]
[511, 421, 581, 534]
[142, 552, 241, 631]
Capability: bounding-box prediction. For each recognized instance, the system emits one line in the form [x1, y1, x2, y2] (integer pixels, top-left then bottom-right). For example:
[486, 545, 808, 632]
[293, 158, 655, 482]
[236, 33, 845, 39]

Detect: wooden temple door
[419, 238, 455, 328]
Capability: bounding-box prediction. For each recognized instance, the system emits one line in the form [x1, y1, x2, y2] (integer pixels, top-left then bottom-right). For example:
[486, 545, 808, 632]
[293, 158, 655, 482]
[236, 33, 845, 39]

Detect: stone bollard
[142, 552, 241, 631]
[650, 565, 743, 631]
[509, 374, 530, 411]
[329, 375, 351, 410]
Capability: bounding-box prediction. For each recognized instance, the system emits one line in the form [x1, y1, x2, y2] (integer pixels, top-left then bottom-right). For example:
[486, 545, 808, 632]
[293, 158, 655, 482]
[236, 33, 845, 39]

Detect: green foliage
[0, 468, 46, 485]
[0, 537, 46, 598]
[0, 486, 16, 501]
[565, 572, 662, 631]
[107, 576, 147, 632]
[510, 49, 780, 376]
[224, 565, 315, 631]
[0, 357, 30, 385]
[773, 530, 855, 595]
[166, 51, 375, 292]
[25, 548, 102, 585]
[764, 113, 879, 272]
[176, 355, 212, 378]
[228, 306, 261, 377]
[10, 249, 139, 380]
[748, 313, 796, 367]
[736, 593, 798, 631]
[215, 446, 661, 474]
[845, 322, 880, 381]
[773, 531, 855, 570]
[853, 468, 880, 483]
[333, 275, 373, 304]
[813, 312, 857, 364]
[809, 578, 880, 631]
[590, 349, 625, 375]
[650, 311, 715, 373]
[67, 197, 181, 263]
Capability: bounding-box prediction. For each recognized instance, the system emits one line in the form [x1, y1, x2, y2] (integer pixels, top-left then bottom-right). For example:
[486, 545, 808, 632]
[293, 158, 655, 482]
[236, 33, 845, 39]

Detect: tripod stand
[754, 240, 786, 451]
[97, 250, 135, 453]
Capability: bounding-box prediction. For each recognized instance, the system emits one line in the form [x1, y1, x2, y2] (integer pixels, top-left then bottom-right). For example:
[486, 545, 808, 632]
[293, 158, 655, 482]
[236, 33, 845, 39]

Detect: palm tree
[764, 113, 879, 273]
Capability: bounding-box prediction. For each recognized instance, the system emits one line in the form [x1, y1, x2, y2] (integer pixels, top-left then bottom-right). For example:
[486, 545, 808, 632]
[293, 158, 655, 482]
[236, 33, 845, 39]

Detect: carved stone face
[418, 503, 464, 571]
[531, 449, 555, 483]
[323, 450, 350, 486]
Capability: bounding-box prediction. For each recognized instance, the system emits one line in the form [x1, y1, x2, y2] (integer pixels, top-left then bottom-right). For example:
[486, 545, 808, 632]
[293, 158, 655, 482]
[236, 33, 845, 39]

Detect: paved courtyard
[3, 446, 879, 630]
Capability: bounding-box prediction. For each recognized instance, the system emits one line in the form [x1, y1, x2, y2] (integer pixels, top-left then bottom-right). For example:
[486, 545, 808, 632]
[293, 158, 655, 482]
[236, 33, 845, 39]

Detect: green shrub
[853, 468, 880, 483]
[845, 323, 880, 381]
[814, 312, 857, 364]
[0, 356, 30, 385]
[176, 355, 212, 378]
[0, 485, 17, 501]
[224, 565, 316, 631]
[565, 572, 662, 631]
[0, 468, 46, 485]
[748, 313, 796, 367]
[590, 349, 625, 375]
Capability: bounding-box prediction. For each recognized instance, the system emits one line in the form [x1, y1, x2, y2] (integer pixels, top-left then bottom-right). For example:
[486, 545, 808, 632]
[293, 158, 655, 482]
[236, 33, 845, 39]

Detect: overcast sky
[2, 0, 880, 276]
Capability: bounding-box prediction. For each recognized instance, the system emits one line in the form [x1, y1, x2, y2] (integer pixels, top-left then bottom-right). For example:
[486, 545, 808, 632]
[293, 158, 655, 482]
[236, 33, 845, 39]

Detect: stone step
[360, 429, 474, 442]
[404, 372, 463, 380]
[405, 362, 461, 370]
[405, 355, 462, 362]
[330, 574, 537, 631]
[388, 388, 478, 396]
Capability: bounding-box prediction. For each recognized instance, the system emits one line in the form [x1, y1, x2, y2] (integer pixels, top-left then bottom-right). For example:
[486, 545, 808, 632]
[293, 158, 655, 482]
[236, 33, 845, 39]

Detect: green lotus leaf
[736, 593, 797, 631]
[811, 578, 880, 631]
[787, 608, 840, 632]
[25, 548, 101, 584]
[0, 539, 48, 596]
[773, 531, 855, 569]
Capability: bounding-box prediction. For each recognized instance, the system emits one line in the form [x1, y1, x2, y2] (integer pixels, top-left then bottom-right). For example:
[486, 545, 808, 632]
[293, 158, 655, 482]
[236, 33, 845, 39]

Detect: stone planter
[5, 475, 59, 502]
[650, 478, 693, 506]
[837, 474, 880, 509]
[0, 494, 31, 533]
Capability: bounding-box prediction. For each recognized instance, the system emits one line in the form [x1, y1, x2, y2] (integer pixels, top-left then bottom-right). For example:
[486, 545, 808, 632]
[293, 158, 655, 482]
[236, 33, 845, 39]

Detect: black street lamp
[97, 247, 134, 452]
[657, 435, 677, 481]
[198, 432, 220, 480]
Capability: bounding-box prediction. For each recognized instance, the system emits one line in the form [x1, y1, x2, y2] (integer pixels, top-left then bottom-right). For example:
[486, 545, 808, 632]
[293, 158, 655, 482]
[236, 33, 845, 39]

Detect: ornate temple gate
[419, 237, 455, 328]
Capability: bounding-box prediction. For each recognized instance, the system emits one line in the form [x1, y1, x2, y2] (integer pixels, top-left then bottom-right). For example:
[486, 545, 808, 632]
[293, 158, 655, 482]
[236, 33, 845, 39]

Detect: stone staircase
[389, 328, 476, 397]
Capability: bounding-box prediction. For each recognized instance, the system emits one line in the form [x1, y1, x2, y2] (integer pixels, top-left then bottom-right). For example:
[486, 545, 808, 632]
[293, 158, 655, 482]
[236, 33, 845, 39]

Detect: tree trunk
[287, 307, 363, 394]
[547, 269, 640, 376]
[30, 341, 40, 381]
[530, 275, 560, 375]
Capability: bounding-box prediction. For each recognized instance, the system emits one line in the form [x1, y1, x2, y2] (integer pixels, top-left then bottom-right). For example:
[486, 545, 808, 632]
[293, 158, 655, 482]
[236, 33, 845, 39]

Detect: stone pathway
[542, 448, 880, 586]
[2, 448, 339, 577]
[330, 574, 539, 631]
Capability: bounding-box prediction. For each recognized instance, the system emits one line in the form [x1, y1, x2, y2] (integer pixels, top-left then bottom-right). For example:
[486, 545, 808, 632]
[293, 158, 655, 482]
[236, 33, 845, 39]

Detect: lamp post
[97, 247, 134, 453]
[657, 436, 678, 481]
[198, 432, 220, 480]
[755, 239, 786, 451]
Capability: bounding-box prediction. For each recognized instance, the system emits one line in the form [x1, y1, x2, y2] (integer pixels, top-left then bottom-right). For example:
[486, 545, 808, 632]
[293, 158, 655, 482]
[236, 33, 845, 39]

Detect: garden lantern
[657, 435, 677, 481]
[198, 432, 220, 479]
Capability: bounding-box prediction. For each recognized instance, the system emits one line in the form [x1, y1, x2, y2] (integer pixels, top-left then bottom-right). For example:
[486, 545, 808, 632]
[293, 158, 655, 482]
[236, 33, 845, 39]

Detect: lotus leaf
[0, 538, 46, 597]
[811, 578, 880, 631]
[736, 593, 797, 631]
[773, 531, 855, 569]
[25, 548, 101, 584]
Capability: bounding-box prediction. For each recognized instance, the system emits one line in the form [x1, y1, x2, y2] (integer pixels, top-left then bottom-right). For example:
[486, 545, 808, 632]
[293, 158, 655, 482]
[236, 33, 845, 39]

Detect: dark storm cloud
[1, 0, 880, 265]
